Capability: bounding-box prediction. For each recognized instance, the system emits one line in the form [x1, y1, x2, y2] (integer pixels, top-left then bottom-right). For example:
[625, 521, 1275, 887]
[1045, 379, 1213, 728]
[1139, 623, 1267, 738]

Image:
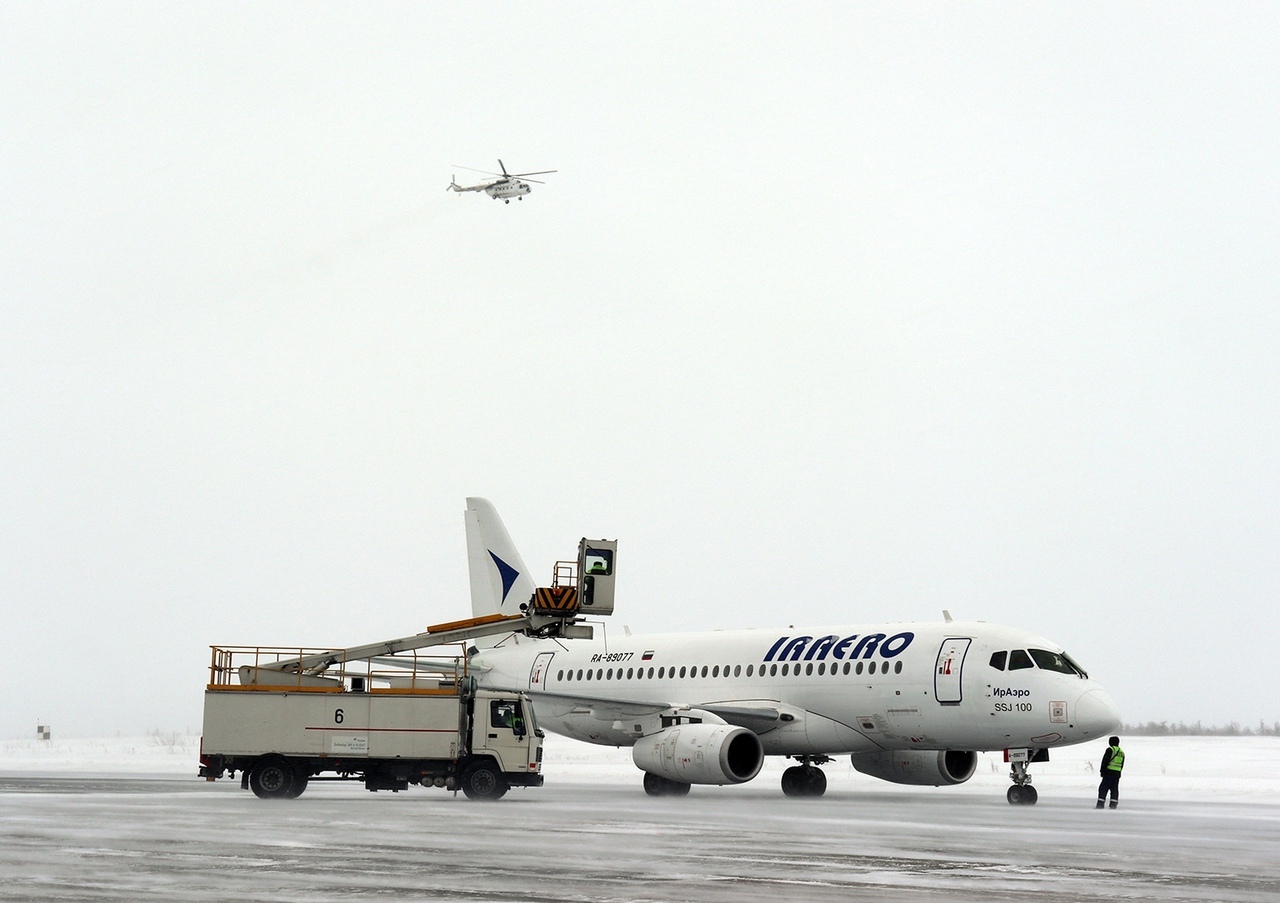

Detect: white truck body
[203, 691, 469, 761]
[200, 646, 542, 800]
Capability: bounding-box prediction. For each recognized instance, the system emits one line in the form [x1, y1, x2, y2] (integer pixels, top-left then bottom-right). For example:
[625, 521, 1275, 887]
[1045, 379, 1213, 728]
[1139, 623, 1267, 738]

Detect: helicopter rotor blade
[453, 165, 505, 177]
[511, 170, 557, 177]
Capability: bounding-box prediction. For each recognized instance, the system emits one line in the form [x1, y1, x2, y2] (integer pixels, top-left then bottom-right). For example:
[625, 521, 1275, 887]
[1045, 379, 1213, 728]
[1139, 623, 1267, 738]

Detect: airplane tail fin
[465, 498, 536, 645]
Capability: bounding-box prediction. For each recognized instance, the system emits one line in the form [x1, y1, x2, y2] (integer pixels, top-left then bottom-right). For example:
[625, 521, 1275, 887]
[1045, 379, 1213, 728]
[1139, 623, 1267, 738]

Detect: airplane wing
[696, 702, 786, 734]
[509, 688, 677, 719]
[487, 683, 788, 732]
[368, 655, 489, 672]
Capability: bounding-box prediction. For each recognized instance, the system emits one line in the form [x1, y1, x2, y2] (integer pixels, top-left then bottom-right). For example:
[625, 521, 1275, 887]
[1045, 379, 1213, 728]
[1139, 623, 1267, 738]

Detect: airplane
[447, 160, 556, 203]
[461, 498, 1122, 804]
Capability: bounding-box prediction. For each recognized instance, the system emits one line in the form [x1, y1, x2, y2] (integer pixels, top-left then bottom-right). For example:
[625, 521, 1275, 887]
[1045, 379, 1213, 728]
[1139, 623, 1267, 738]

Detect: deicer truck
[199, 613, 575, 800]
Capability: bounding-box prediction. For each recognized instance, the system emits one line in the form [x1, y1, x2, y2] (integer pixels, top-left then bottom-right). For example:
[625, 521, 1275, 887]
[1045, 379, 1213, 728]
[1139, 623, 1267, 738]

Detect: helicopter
[447, 160, 557, 203]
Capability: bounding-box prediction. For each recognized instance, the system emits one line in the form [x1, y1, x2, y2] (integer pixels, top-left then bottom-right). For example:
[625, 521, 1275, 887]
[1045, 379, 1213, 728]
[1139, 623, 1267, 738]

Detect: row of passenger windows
[989, 648, 1086, 676]
[557, 659, 905, 683]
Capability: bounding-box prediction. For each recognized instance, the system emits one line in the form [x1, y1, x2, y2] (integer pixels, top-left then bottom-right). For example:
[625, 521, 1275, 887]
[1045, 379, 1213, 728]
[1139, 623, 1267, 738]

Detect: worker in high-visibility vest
[1096, 736, 1125, 809]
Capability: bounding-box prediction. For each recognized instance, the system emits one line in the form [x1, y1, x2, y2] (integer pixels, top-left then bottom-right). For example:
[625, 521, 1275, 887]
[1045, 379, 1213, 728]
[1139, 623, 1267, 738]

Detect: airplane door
[528, 652, 555, 690]
[934, 637, 971, 705]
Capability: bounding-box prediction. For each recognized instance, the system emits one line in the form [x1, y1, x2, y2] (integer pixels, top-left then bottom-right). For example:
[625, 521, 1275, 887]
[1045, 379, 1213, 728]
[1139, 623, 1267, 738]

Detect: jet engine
[632, 723, 764, 785]
[850, 750, 978, 786]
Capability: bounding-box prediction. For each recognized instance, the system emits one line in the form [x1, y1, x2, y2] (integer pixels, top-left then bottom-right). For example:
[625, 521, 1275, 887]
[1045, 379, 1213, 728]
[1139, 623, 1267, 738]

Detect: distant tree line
[1121, 721, 1280, 736]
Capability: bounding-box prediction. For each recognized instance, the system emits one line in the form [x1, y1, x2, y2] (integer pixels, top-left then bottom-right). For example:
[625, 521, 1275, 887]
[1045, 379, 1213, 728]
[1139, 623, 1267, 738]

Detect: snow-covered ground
[1, 734, 1277, 902]
[2, 732, 1275, 803]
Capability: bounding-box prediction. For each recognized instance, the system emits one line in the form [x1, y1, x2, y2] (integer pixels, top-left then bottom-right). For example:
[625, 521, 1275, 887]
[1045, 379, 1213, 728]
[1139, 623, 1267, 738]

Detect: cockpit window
[1007, 649, 1034, 670]
[989, 651, 1007, 670]
[1028, 648, 1080, 675]
[1062, 651, 1088, 679]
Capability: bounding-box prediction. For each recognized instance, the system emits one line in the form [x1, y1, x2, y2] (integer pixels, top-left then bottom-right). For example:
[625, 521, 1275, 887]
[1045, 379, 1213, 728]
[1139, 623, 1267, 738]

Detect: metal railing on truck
[207, 644, 470, 696]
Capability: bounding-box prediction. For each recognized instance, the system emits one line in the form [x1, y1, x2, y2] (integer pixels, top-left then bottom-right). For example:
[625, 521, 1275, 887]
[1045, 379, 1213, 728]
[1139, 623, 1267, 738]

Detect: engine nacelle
[850, 750, 978, 786]
[632, 723, 764, 785]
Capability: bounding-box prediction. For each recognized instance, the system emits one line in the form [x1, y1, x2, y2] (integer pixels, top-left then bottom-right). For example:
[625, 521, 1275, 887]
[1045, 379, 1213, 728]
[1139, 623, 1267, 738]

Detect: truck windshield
[517, 701, 536, 735]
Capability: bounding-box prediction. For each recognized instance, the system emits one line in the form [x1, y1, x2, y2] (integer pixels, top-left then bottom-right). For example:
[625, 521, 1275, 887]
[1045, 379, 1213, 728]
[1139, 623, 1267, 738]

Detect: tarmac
[1, 765, 1277, 902]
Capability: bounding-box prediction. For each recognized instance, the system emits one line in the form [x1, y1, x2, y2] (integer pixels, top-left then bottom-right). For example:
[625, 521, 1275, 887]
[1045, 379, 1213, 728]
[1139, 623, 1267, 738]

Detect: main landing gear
[1006, 757, 1039, 806]
[781, 756, 831, 797]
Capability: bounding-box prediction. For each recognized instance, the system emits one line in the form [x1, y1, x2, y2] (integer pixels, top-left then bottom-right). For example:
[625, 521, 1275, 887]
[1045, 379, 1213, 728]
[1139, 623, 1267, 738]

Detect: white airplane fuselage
[472, 620, 1119, 756]
[459, 497, 1118, 800]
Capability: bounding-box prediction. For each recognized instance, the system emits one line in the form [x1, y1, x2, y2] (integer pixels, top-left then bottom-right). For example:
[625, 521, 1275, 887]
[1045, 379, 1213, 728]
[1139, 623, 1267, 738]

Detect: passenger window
[557, 670, 564, 681]
[843, 662, 851, 675]
[1008, 649, 1034, 670]
[989, 651, 1007, 671]
[648, 667, 654, 679]
[894, 661, 902, 674]
[712, 665, 720, 678]
[781, 664, 789, 676]
[746, 665, 753, 677]
[806, 663, 813, 676]
[701, 666, 708, 678]
[734, 665, 741, 677]
[855, 662, 864, 675]
[818, 662, 826, 675]
[626, 668, 633, 679]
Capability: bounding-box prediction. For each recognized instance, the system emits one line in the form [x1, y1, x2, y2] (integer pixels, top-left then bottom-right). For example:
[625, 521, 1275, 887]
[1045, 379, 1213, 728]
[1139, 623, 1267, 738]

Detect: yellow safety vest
[1106, 746, 1125, 772]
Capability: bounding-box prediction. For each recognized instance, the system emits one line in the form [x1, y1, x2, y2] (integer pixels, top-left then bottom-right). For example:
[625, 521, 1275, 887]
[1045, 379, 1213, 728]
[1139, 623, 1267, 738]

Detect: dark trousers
[1097, 771, 1121, 806]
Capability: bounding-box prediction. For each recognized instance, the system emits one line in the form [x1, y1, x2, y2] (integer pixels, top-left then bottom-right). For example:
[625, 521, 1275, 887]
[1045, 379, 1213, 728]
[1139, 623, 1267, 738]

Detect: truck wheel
[249, 758, 296, 799]
[460, 762, 508, 801]
[283, 774, 309, 799]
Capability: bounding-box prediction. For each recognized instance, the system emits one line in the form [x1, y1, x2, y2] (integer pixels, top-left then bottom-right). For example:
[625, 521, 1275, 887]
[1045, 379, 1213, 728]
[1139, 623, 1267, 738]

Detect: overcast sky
[3, 3, 1278, 739]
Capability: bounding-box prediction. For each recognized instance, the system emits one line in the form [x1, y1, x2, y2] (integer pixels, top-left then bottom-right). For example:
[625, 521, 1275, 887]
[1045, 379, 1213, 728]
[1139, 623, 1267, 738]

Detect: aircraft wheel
[249, 758, 296, 799]
[805, 767, 827, 797]
[461, 762, 508, 800]
[1007, 785, 1037, 805]
[781, 766, 805, 797]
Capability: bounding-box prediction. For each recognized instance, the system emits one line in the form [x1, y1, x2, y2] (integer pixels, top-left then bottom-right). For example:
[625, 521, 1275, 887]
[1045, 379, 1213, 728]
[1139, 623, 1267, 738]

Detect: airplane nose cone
[1075, 688, 1121, 739]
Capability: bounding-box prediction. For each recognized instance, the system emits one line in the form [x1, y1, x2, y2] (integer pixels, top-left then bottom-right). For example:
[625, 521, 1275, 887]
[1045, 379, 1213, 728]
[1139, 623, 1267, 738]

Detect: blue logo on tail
[488, 550, 521, 605]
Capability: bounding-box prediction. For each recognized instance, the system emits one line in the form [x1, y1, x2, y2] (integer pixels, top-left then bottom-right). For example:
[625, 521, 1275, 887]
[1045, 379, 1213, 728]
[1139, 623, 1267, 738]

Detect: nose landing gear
[1006, 753, 1039, 805]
